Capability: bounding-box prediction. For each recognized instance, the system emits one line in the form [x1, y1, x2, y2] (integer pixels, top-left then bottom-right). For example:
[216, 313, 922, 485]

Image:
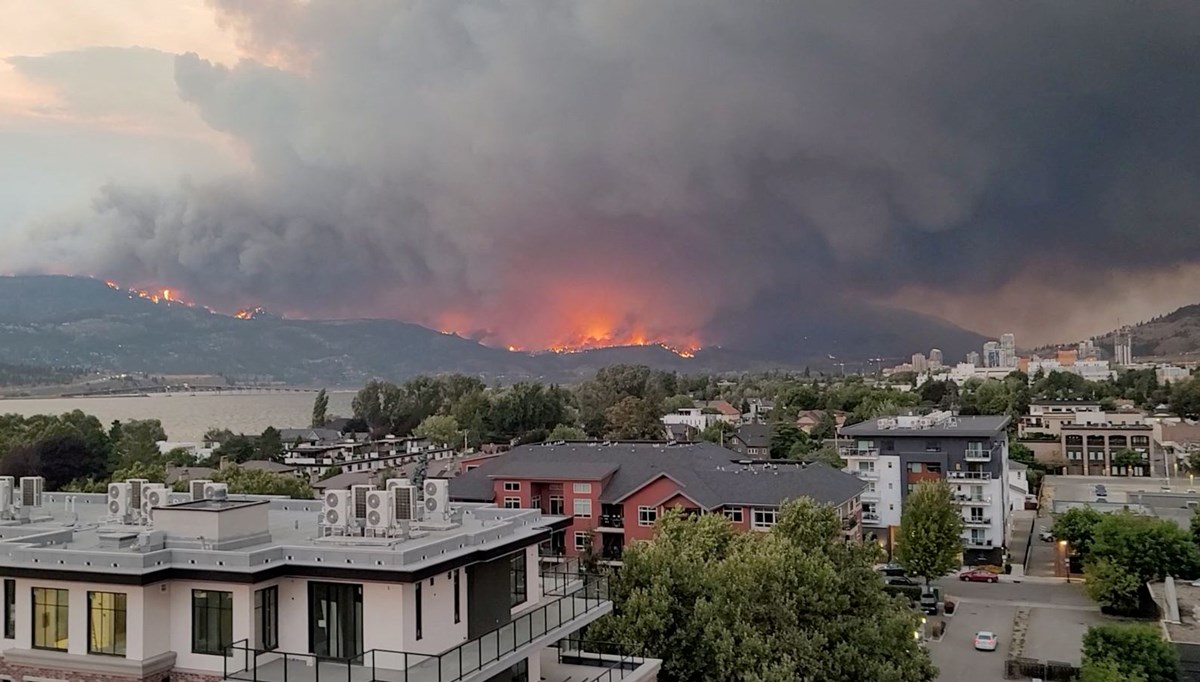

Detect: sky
[3, 1, 1200, 355]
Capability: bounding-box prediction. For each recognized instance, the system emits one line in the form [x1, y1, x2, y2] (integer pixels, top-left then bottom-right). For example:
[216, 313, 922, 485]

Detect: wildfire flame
[234, 307, 268, 320]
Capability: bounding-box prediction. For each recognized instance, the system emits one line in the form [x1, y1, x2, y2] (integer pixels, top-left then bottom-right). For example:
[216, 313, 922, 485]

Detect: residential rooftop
[450, 441, 865, 509]
[839, 413, 1010, 438]
[0, 491, 561, 583]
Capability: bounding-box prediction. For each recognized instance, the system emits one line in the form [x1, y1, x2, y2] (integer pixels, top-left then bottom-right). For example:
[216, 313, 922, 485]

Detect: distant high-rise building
[911, 353, 929, 373]
[1000, 333, 1016, 368]
[1114, 326, 1133, 366]
[929, 348, 944, 368]
[983, 341, 1001, 368]
[967, 351, 981, 366]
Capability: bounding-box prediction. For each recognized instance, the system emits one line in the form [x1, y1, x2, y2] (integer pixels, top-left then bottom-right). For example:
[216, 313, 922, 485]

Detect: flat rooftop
[0, 492, 562, 583]
[840, 414, 1009, 438]
[1159, 580, 1200, 644]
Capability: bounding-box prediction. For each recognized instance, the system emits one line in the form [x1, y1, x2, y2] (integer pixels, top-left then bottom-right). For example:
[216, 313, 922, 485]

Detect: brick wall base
[0, 662, 221, 682]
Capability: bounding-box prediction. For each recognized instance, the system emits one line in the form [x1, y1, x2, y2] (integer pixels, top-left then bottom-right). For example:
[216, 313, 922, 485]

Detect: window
[574, 531, 590, 551]
[573, 482, 592, 494]
[751, 508, 777, 530]
[32, 588, 68, 651]
[88, 591, 127, 656]
[924, 441, 941, 452]
[453, 570, 461, 624]
[503, 497, 521, 509]
[906, 462, 923, 473]
[638, 506, 658, 527]
[4, 579, 13, 640]
[723, 508, 743, 523]
[503, 481, 520, 492]
[549, 496, 564, 515]
[415, 582, 423, 641]
[531, 496, 540, 510]
[192, 590, 233, 655]
[254, 586, 278, 651]
[510, 551, 527, 608]
[573, 498, 592, 518]
[511, 658, 529, 682]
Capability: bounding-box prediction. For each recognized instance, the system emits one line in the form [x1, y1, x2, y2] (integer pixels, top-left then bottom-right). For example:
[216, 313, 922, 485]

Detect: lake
[0, 391, 357, 442]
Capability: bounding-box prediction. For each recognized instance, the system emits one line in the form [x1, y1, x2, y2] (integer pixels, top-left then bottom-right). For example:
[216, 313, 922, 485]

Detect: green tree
[319, 466, 343, 480]
[1089, 512, 1200, 583]
[699, 421, 735, 444]
[212, 465, 312, 499]
[769, 423, 807, 458]
[661, 394, 695, 414]
[109, 461, 167, 484]
[547, 424, 587, 441]
[1081, 623, 1179, 682]
[809, 410, 838, 441]
[114, 419, 168, 468]
[256, 427, 284, 461]
[1052, 507, 1104, 556]
[312, 388, 329, 428]
[802, 446, 845, 468]
[603, 396, 662, 440]
[1171, 378, 1200, 418]
[589, 501, 935, 682]
[1077, 659, 1146, 682]
[1083, 558, 1142, 613]
[35, 434, 110, 490]
[1110, 448, 1142, 472]
[896, 480, 964, 586]
[1191, 506, 1200, 548]
[414, 414, 461, 447]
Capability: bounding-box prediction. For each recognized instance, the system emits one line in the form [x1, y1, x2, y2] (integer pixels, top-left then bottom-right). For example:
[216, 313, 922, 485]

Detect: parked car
[1038, 530, 1055, 542]
[919, 591, 938, 615]
[959, 569, 1000, 583]
[973, 631, 998, 651]
[886, 576, 918, 587]
[878, 563, 907, 577]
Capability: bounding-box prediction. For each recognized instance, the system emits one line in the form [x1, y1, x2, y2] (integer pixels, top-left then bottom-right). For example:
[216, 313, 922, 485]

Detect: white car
[974, 631, 997, 651]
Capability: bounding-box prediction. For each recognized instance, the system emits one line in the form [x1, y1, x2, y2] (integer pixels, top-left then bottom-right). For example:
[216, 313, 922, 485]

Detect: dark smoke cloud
[10, 1, 1200, 350]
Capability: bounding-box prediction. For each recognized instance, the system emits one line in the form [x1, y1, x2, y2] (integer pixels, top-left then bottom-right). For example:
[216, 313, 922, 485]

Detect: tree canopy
[896, 480, 964, 585]
[311, 388, 329, 428]
[589, 500, 936, 682]
[1081, 624, 1179, 682]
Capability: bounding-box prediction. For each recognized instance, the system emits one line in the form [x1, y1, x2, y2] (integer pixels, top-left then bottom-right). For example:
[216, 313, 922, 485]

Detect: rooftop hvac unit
[19, 476, 43, 508]
[127, 478, 149, 509]
[393, 485, 419, 521]
[365, 489, 395, 530]
[385, 478, 411, 491]
[203, 483, 229, 500]
[423, 478, 449, 519]
[351, 484, 375, 520]
[323, 490, 353, 528]
[0, 478, 12, 510]
[142, 485, 169, 518]
[108, 482, 132, 518]
[190, 479, 212, 501]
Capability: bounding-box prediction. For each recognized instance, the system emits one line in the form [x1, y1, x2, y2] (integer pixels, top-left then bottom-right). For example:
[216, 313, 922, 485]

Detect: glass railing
[226, 573, 610, 682]
[554, 637, 649, 682]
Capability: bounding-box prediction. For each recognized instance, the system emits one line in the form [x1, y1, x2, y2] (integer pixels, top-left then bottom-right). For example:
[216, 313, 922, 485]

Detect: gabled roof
[241, 461, 298, 474]
[703, 400, 741, 416]
[448, 442, 865, 510]
[279, 428, 343, 443]
[733, 423, 771, 448]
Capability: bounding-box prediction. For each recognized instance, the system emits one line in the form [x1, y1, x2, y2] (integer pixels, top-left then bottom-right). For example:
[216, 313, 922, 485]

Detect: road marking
[950, 596, 1099, 612]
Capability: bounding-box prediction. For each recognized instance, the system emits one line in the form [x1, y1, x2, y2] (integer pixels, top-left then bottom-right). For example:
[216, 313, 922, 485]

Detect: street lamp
[1058, 539, 1070, 583]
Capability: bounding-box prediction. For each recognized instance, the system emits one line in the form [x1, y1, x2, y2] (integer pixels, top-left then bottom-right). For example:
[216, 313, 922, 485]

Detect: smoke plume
[8, 1, 1200, 350]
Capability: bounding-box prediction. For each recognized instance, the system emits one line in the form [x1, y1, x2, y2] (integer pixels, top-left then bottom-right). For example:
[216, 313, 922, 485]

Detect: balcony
[860, 489, 880, 502]
[952, 494, 991, 505]
[840, 447, 879, 459]
[854, 469, 879, 481]
[964, 517, 992, 527]
[225, 574, 611, 682]
[962, 537, 994, 549]
[543, 639, 661, 682]
[597, 514, 625, 531]
[947, 471, 991, 481]
[964, 448, 992, 462]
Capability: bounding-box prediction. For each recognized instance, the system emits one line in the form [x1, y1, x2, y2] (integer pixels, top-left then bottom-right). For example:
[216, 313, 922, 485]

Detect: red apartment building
[450, 441, 866, 561]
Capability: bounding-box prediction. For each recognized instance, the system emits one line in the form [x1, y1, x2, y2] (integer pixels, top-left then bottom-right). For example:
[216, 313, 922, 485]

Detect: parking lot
[926, 580, 1099, 679]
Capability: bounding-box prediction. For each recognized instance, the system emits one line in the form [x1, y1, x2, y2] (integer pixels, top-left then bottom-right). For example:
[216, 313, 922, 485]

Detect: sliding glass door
[308, 582, 363, 659]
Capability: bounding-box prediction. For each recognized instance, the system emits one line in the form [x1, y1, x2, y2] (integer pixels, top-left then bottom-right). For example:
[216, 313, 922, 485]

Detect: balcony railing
[962, 537, 994, 549]
[840, 447, 879, 459]
[964, 449, 991, 462]
[952, 494, 991, 505]
[599, 514, 625, 529]
[854, 469, 879, 481]
[225, 573, 611, 682]
[964, 517, 992, 527]
[947, 471, 992, 481]
[552, 638, 652, 682]
[859, 489, 880, 501]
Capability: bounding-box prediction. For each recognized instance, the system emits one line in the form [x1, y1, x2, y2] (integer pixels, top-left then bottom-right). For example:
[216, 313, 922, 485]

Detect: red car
[959, 569, 1000, 583]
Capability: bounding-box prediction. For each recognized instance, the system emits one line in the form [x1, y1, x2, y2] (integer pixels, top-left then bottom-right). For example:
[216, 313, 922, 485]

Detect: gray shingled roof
[840, 415, 1009, 438]
[449, 442, 864, 509]
[733, 423, 771, 448]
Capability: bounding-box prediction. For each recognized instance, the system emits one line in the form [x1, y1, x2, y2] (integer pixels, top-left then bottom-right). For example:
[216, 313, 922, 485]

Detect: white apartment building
[839, 413, 1012, 566]
[0, 477, 659, 682]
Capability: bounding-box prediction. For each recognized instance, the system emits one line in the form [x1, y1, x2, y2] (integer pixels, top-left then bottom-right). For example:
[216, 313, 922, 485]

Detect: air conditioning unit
[19, 477, 44, 508]
[203, 483, 229, 500]
[127, 478, 149, 509]
[0, 477, 12, 510]
[351, 484, 375, 520]
[142, 485, 170, 518]
[385, 478, 411, 491]
[393, 485, 419, 521]
[323, 490, 353, 528]
[190, 480, 212, 501]
[108, 482, 132, 518]
[423, 478, 449, 519]
[365, 490, 396, 530]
